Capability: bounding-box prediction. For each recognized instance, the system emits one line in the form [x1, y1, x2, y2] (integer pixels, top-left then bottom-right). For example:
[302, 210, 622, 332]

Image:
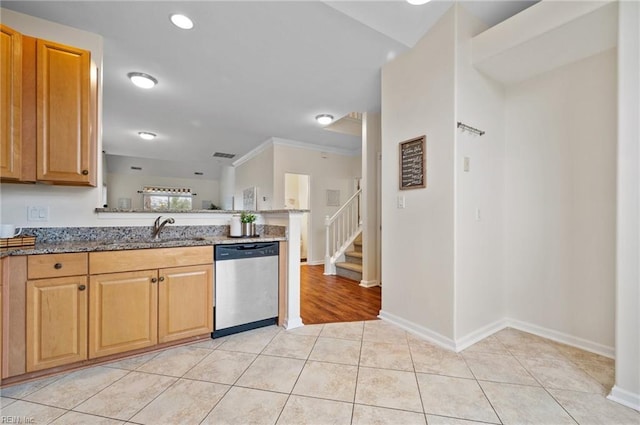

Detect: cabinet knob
[159, 276, 165, 282]
[54, 263, 63, 269]
[78, 285, 86, 291]
[151, 277, 158, 283]
[82, 169, 89, 175]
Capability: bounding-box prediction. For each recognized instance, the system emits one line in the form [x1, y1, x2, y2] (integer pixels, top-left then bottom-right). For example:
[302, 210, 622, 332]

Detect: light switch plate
[27, 206, 49, 222]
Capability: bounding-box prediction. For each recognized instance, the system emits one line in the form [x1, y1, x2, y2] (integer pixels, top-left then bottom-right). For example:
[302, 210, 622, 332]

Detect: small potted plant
[240, 211, 257, 237]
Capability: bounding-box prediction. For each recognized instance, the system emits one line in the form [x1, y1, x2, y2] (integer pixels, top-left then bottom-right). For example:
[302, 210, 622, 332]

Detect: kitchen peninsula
[0, 209, 306, 386]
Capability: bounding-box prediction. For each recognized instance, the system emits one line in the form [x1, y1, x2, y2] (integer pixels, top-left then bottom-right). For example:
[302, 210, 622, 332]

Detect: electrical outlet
[397, 195, 405, 209]
[27, 206, 49, 222]
[464, 157, 470, 172]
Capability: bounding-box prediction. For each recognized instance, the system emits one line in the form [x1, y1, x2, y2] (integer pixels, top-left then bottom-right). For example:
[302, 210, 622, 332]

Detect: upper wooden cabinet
[0, 24, 97, 186]
[36, 39, 96, 186]
[0, 25, 23, 180]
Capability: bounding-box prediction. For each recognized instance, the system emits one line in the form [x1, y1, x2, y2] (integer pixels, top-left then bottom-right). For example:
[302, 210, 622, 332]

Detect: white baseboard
[608, 386, 640, 412]
[454, 319, 508, 352]
[505, 318, 615, 359]
[284, 317, 304, 330]
[304, 260, 324, 266]
[375, 312, 615, 360]
[378, 310, 456, 351]
[359, 279, 380, 288]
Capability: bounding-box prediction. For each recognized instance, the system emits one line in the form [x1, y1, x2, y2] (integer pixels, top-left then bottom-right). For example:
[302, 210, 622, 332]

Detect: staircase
[335, 234, 362, 282]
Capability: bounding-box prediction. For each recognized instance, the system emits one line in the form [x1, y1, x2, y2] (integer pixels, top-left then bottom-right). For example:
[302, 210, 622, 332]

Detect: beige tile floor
[1, 320, 639, 425]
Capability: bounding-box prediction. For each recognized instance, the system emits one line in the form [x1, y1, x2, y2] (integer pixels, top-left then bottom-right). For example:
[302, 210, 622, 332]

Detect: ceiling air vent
[130, 166, 142, 170]
[213, 152, 236, 159]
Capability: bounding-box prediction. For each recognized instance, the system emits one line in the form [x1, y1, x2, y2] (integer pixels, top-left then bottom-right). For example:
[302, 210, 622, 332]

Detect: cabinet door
[158, 264, 213, 343]
[36, 38, 95, 186]
[0, 24, 22, 180]
[89, 270, 157, 358]
[26, 276, 88, 372]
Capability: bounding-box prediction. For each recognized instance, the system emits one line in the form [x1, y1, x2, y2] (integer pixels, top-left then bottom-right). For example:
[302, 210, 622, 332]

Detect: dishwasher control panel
[215, 242, 279, 260]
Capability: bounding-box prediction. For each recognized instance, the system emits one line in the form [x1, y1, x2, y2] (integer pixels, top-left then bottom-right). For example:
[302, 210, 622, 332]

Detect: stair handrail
[324, 188, 362, 275]
[325, 188, 361, 226]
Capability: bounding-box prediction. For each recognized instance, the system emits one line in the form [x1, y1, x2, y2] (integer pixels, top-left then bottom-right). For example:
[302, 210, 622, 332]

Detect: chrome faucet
[152, 216, 175, 239]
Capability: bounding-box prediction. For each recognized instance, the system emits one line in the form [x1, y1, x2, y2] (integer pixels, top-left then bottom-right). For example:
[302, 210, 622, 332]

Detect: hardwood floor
[300, 265, 381, 324]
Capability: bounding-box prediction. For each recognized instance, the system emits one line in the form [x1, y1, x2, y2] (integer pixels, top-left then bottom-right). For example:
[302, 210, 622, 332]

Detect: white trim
[232, 137, 360, 168]
[359, 279, 380, 288]
[232, 138, 274, 168]
[283, 317, 304, 330]
[272, 137, 360, 157]
[378, 310, 456, 351]
[305, 259, 324, 266]
[454, 319, 508, 352]
[608, 386, 640, 412]
[505, 318, 615, 359]
[377, 312, 615, 358]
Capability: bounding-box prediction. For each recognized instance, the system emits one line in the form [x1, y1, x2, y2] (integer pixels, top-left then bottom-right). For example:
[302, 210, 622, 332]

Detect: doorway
[284, 173, 310, 262]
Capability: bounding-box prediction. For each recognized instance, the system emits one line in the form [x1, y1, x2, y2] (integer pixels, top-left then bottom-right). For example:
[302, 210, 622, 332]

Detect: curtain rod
[457, 121, 485, 136]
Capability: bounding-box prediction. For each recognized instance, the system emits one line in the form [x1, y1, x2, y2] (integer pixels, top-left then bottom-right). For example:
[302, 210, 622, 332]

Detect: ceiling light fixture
[138, 131, 157, 140]
[407, 0, 431, 5]
[128, 72, 158, 89]
[170, 14, 194, 30]
[315, 114, 334, 125]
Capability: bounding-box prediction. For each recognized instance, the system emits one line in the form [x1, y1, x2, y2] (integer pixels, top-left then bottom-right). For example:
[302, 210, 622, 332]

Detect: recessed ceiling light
[315, 114, 334, 125]
[170, 14, 194, 30]
[407, 0, 431, 5]
[138, 131, 157, 140]
[128, 72, 158, 89]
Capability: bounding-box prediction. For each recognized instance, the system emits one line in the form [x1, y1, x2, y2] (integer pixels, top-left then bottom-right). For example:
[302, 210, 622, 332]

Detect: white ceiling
[2, 0, 536, 180]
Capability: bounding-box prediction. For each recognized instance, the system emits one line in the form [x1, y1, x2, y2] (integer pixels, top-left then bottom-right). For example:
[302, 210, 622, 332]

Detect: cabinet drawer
[28, 253, 88, 279]
[89, 246, 213, 275]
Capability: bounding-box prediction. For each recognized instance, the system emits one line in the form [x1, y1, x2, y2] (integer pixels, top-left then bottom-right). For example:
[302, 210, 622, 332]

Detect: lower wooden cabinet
[158, 264, 213, 343]
[89, 270, 158, 359]
[89, 264, 213, 358]
[26, 276, 88, 372]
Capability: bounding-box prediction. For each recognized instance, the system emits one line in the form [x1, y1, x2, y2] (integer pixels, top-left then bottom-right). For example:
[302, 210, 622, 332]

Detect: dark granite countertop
[0, 235, 286, 257]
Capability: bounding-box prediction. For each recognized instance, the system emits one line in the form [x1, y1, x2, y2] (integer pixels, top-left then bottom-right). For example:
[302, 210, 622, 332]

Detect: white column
[284, 211, 304, 329]
[219, 165, 235, 210]
[608, 0, 640, 411]
[360, 113, 381, 287]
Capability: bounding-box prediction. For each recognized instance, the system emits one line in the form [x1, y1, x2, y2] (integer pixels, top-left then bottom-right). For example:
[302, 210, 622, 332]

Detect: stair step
[345, 251, 362, 265]
[335, 261, 363, 282]
[353, 239, 362, 253]
[335, 262, 362, 273]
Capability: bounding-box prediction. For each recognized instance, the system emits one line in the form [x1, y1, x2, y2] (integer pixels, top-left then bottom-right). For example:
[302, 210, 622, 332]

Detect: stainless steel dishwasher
[213, 242, 279, 337]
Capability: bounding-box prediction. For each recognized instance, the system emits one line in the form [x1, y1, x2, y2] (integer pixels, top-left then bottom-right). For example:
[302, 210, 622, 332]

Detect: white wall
[274, 143, 360, 264]
[234, 144, 274, 211]
[504, 49, 617, 349]
[107, 173, 220, 210]
[453, 5, 506, 341]
[610, 0, 640, 410]
[380, 6, 456, 341]
[0, 9, 105, 227]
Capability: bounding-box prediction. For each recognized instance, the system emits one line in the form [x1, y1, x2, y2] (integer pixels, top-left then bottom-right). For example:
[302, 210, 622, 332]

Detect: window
[142, 187, 193, 211]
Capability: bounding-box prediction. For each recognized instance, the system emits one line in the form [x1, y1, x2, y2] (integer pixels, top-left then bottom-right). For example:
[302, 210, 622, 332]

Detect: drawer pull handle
[151, 277, 158, 283]
[78, 285, 86, 291]
[159, 276, 165, 282]
[82, 169, 89, 175]
[54, 263, 63, 269]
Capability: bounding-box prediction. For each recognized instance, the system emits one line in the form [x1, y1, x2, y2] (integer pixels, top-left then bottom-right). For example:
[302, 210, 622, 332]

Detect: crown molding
[232, 137, 360, 168]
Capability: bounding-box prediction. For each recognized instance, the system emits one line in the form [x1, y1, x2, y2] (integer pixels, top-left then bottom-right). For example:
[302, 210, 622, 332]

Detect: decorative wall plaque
[399, 136, 426, 190]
